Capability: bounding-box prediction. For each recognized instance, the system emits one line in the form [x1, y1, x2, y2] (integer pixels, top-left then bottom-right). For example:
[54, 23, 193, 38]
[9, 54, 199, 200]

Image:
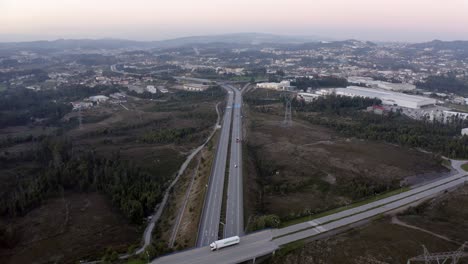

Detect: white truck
[209, 236, 240, 251]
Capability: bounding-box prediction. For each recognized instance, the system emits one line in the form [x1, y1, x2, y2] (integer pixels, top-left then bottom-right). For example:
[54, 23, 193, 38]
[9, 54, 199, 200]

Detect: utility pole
[282, 96, 292, 127]
[78, 108, 83, 130]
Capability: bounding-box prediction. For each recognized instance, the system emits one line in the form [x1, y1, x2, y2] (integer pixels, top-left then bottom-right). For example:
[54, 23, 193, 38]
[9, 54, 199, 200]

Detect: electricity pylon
[407, 242, 467, 264]
[282, 96, 292, 127]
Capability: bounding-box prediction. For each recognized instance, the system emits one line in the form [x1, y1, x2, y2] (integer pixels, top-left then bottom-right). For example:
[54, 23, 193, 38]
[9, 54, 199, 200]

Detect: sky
[1, 0, 468, 42]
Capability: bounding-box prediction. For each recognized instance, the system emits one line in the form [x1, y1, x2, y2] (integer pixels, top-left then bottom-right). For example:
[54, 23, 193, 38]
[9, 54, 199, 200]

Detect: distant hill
[0, 38, 153, 51]
[154, 33, 324, 47]
[408, 40, 468, 58]
[409, 40, 468, 51]
[0, 33, 325, 51]
[293, 39, 377, 50]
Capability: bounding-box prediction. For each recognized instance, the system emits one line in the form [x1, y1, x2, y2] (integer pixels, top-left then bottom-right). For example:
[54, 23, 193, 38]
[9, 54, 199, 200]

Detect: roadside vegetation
[461, 163, 468, 172]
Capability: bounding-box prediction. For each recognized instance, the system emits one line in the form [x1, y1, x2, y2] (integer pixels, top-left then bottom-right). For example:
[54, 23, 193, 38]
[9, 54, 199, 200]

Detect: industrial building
[183, 83, 210, 92]
[348, 76, 416, 91]
[256, 81, 295, 91]
[462, 128, 468, 136]
[443, 110, 468, 120]
[146, 85, 157, 94]
[333, 86, 436, 109]
[297, 92, 320, 102]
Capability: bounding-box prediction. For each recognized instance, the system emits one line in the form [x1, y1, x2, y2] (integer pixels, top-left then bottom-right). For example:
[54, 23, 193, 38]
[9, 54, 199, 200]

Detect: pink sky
[1, 0, 468, 41]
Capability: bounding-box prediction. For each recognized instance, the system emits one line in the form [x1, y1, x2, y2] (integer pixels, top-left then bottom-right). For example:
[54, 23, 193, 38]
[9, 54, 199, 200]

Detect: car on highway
[234, 164, 238, 168]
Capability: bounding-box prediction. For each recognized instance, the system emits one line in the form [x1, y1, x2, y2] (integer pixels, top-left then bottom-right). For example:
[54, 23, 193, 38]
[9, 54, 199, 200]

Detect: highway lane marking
[308, 220, 327, 233]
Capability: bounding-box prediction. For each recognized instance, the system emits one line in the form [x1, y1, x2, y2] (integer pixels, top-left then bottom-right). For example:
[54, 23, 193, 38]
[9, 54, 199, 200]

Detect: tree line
[292, 76, 348, 91]
[298, 95, 468, 159]
[416, 73, 468, 96]
[0, 138, 171, 224]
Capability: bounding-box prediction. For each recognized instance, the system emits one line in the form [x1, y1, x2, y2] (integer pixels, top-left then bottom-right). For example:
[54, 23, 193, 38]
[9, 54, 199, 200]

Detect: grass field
[462, 163, 468, 172]
[267, 185, 468, 264]
[0, 193, 140, 264]
[280, 187, 410, 228]
[267, 219, 462, 264]
[243, 98, 446, 230]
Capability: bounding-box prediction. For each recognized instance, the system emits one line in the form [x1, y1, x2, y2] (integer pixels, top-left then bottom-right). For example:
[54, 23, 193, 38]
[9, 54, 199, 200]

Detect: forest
[0, 84, 121, 128]
[416, 74, 468, 96]
[0, 138, 169, 224]
[292, 76, 348, 90]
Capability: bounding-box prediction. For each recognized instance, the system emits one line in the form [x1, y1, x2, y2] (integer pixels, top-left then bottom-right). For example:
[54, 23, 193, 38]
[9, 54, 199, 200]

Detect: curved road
[152, 159, 467, 263]
[132, 102, 222, 255]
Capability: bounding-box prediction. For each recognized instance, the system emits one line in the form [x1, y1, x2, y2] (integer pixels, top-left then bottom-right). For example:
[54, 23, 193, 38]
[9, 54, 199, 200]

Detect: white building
[157, 86, 169, 93]
[462, 128, 468, 136]
[256, 81, 295, 91]
[87, 95, 109, 103]
[348, 76, 416, 91]
[298, 92, 320, 102]
[183, 83, 210, 92]
[146, 85, 157, 94]
[333, 86, 436, 109]
[443, 110, 468, 120]
[71, 101, 93, 110]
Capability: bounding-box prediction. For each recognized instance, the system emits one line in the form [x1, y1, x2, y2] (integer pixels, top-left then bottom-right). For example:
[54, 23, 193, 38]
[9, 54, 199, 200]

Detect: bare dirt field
[244, 107, 446, 224]
[0, 192, 139, 264]
[267, 218, 464, 264]
[266, 185, 468, 264]
[399, 185, 468, 243]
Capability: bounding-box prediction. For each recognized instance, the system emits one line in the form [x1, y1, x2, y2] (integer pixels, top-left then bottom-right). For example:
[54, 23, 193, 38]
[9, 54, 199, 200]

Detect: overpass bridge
[152, 160, 467, 264]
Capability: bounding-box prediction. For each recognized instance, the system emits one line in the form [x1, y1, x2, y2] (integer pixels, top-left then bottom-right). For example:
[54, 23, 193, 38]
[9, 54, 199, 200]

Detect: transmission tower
[282, 96, 292, 127]
[78, 108, 83, 130]
[355, 256, 389, 264]
[407, 242, 467, 264]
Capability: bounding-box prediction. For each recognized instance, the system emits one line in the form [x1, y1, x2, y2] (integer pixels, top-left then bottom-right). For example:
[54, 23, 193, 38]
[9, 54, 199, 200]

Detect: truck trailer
[209, 236, 240, 251]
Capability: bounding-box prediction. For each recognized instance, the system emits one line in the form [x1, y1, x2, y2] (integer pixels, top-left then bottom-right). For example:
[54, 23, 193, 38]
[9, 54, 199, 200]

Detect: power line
[282, 95, 292, 127]
[407, 242, 467, 264]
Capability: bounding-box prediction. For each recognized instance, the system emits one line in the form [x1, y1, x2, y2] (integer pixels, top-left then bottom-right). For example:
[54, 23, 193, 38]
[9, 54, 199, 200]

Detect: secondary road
[152, 159, 467, 263]
[197, 86, 235, 247]
[131, 102, 222, 256]
[154, 230, 277, 264]
[224, 84, 244, 238]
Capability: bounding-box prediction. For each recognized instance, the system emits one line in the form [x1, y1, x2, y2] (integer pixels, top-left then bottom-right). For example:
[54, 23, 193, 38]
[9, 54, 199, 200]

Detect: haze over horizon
[2, 0, 468, 43]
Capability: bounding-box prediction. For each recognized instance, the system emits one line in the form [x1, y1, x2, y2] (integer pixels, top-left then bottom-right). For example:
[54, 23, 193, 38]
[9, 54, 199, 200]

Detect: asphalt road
[224, 84, 244, 238]
[273, 159, 468, 238]
[197, 86, 234, 247]
[153, 230, 277, 264]
[152, 159, 467, 263]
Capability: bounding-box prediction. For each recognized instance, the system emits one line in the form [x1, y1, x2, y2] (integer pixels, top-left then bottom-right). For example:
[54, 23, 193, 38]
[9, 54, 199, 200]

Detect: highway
[274, 164, 467, 245]
[197, 86, 234, 247]
[224, 84, 244, 238]
[154, 230, 277, 264]
[152, 159, 467, 264]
